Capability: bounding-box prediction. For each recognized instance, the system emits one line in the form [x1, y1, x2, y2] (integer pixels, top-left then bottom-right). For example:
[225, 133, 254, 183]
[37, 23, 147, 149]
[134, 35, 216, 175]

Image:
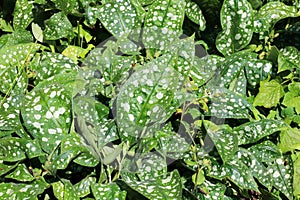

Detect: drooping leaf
[253, 79, 284, 108]
[50, 0, 80, 14]
[245, 59, 273, 88]
[74, 176, 96, 198]
[216, 0, 254, 56]
[137, 153, 167, 180]
[248, 141, 281, 163]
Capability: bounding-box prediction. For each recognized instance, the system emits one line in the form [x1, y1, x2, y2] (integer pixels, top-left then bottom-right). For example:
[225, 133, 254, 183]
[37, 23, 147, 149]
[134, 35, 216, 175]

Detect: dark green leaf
[13, 0, 34, 30]
[91, 183, 126, 200]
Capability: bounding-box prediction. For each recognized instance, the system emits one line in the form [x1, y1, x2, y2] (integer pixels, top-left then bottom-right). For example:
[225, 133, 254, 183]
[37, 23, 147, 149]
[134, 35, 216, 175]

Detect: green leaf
[44, 12, 74, 40]
[31, 23, 43, 42]
[116, 54, 184, 139]
[124, 170, 182, 199]
[185, 0, 206, 31]
[51, 0, 80, 14]
[248, 141, 281, 163]
[143, 0, 185, 50]
[233, 119, 285, 145]
[5, 163, 35, 182]
[0, 178, 48, 199]
[0, 18, 13, 32]
[199, 181, 226, 199]
[0, 162, 19, 176]
[13, 0, 34, 30]
[216, 0, 254, 56]
[52, 179, 80, 200]
[253, 2, 300, 34]
[74, 176, 96, 198]
[253, 79, 284, 108]
[282, 82, 300, 114]
[91, 183, 126, 200]
[268, 156, 293, 199]
[245, 60, 273, 88]
[98, 0, 144, 38]
[206, 127, 238, 163]
[30, 52, 78, 85]
[21, 84, 72, 153]
[278, 46, 300, 73]
[294, 156, 300, 197]
[205, 87, 252, 118]
[278, 127, 300, 153]
[137, 153, 167, 180]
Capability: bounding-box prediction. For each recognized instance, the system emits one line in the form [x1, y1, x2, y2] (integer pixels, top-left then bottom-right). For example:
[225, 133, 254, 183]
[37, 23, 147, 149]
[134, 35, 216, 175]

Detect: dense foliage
[0, 0, 300, 199]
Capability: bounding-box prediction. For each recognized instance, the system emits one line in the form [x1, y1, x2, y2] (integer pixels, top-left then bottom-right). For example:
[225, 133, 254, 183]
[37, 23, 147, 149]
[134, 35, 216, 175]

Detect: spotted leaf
[21, 84, 72, 153]
[278, 46, 300, 73]
[91, 183, 126, 200]
[248, 141, 281, 163]
[97, 0, 144, 38]
[216, 0, 254, 56]
[5, 163, 35, 182]
[253, 2, 300, 35]
[207, 128, 238, 163]
[205, 87, 252, 118]
[51, 0, 80, 14]
[44, 12, 74, 40]
[30, 52, 78, 85]
[267, 156, 293, 199]
[143, 0, 185, 50]
[116, 54, 184, 139]
[123, 170, 182, 199]
[185, 0, 206, 31]
[0, 179, 48, 199]
[233, 119, 285, 145]
[74, 176, 96, 198]
[199, 181, 226, 200]
[245, 59, 273, 88]
[13, 0, 34, 30]
[52, 179, 80, 200]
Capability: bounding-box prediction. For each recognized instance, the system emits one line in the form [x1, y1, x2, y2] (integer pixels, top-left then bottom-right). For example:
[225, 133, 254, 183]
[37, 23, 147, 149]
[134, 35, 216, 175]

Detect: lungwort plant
[0, 0, 300, 199]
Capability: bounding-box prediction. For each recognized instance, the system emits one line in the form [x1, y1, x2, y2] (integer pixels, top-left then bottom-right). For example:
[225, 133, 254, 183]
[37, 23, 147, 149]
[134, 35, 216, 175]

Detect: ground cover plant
[0, 0, 300, 199]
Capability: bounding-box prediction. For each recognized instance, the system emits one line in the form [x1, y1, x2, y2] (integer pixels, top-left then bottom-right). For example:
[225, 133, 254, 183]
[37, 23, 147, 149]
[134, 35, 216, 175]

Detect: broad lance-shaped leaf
[245, 59, 273, 88]
[52, 179, 80, 200]
[204, 87, 252, 119]
[0, 43, 40, 94]
[216, 0, 254, 56]
[185, 0, 206, 31]
[294, 157, 300, 197]
[0, 137, 44, 162]
[98, 0, 144, 38]
[209, 159, 258, 191]
[267, 156, 293, 199]
[123, 170, 182, 199]
[29, 51, 78, 85]
[13, 0, 34, 30]
[199, 181, 226, 200]
[5, 164, 35, 182]
[233, 119, 285, 145]
[278, 46, 300, 73]
[44, 12, 73, 40]
[21, 84, 72, 153]
[74, 176, 97, 198]
[253, 79, 284, 108]
[143, 0, 185, 50]
[116, 54, 184, 139]
[207, 128, 238, 163]
[248, 141, 281, 163]
[0, 179, 48, 199]
[91, 183, 126, 200]
[253, 2, 300, 34]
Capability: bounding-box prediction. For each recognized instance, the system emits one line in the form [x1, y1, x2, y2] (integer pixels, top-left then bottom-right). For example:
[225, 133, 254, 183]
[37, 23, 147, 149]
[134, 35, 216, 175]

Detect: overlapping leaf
[13, 0, 34, 30]
[91, 183, 127, 200]
[185, 0, 206, 31]
[278, 46, 300, 73]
